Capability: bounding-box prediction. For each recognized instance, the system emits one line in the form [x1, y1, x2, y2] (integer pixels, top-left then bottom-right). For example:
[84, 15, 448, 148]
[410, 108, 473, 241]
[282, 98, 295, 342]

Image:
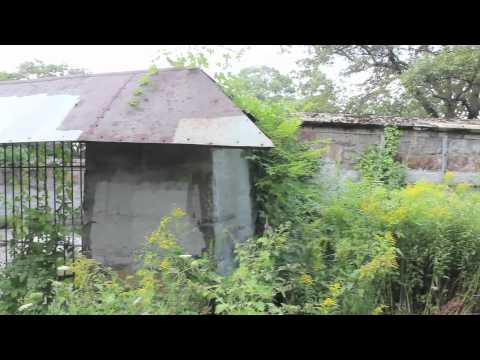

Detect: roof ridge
[300, 112, 480, 124]
[0, 67, 199, 86]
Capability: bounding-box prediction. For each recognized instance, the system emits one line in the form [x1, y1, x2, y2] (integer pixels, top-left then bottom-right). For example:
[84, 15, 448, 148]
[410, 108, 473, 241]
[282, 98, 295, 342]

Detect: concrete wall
[301, 125, 480, 185]
[211, 149, 254, 274]
[84, 143, 254, 273]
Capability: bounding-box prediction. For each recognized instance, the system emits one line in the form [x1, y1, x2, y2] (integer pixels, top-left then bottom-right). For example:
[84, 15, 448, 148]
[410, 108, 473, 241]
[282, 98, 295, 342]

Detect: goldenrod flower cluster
[300, 274, 314, 286]
[321, 297, 336, 308]
[443, 171, 454, 183]
[172, 207, 186, 218]
[328, 282, 342, 297]
[372, 304, 387, 315]
[159, 236, 176, 250]
[160, 259, 170, 271]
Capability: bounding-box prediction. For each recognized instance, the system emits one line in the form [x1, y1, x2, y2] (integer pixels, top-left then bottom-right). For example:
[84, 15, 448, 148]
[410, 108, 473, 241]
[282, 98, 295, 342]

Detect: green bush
[0, 209, 70, 314]
[356, 125, 406, 189]
[7, 176, 479, 315]
[314, 177, 480, 314]
[40, 207, 398, 315]
[45, 208, 216, 315]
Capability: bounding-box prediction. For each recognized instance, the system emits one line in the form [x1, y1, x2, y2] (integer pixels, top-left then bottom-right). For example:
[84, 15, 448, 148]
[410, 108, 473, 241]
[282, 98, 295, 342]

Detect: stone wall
[300, 125, 480, 185]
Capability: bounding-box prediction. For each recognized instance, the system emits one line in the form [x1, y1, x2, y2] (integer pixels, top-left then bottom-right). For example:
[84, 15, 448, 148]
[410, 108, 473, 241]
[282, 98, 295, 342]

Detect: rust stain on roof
[0, 68, 273, 148]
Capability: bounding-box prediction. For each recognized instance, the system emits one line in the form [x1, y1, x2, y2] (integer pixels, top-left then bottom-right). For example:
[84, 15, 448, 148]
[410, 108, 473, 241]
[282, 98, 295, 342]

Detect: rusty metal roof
[301, 112, 480, 132]
[0, 68, 273, 148]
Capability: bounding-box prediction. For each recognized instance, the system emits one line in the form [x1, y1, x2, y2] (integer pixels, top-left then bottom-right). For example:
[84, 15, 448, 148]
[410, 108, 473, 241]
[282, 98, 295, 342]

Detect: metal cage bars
[0, 141, 86, 267]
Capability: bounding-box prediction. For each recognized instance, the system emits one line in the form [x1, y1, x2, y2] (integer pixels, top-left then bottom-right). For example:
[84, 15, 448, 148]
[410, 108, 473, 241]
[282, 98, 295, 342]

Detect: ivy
[356, 125, 406, 188]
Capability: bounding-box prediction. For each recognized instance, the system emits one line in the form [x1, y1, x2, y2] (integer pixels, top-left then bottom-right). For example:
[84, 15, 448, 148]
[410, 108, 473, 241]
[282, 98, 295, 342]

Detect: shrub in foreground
[315, 176, 480, 314]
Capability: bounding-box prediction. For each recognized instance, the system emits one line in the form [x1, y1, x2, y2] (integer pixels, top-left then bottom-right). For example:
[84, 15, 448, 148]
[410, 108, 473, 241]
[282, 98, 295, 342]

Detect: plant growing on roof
[129, 65, 159, 108]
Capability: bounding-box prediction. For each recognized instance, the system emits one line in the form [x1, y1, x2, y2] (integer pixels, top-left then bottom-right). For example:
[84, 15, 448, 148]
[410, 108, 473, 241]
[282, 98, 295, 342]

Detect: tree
[343, 87, 429, 117]
[299, 45, 480, 119]
[235, 66, 296, 101]
[159, 45, 340, 113]
[294, 64, 341, 113]
[401, 46, 480, 119]
[0, 59, 87, 81]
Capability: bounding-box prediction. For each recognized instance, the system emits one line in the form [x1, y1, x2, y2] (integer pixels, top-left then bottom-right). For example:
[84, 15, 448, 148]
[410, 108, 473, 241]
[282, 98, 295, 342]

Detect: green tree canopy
[233, 65, 339, 113]
[299, 45, 480, 119]
[235, 65, 296, 101]
[0, 59, 87, 81]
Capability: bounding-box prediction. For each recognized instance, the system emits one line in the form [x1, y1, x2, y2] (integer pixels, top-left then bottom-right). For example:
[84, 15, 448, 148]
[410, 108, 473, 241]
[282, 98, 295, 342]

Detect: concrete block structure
[0, 68, 273, 273]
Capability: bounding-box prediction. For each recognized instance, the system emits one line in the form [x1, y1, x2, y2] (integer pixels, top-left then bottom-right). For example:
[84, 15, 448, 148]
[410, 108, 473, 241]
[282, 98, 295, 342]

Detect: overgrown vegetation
[2, 47, 480, 315]
[7, 175, 480, 315]
[356, 125, 406, 188]
[319, 177, 480, 314]
[128, 65, 159, 108]
[0, 209, 73, 314]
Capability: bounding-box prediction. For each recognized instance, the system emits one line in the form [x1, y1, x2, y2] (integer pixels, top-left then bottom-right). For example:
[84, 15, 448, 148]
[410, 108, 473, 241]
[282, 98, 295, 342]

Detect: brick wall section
[300, 125, 480, 184]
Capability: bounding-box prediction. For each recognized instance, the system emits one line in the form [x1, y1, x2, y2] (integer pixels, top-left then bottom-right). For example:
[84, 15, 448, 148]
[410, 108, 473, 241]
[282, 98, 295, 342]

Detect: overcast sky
[0, 45, 365, 94]
[0, 45, 301, 73]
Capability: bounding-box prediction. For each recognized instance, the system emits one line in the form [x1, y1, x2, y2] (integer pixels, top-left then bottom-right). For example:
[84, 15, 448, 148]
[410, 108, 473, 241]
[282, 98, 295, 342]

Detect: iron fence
[0, 141, 86, 267]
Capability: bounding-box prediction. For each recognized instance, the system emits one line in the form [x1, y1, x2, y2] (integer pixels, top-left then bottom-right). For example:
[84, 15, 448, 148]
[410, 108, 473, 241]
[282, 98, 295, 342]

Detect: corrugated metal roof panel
[0, 68, 273, 148]
[0, 94, 81, 143]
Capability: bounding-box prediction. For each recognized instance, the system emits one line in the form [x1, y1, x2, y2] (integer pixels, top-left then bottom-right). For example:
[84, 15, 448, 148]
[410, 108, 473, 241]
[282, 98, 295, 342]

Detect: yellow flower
[360, 201, 382, 217]
[429, 205, 449, 218]
[404, 184, 423, 198]
[146, 229, 161, 245]
[383, 207, 408, 224]
[300, 274, 314, 286]
[358, 241, 398, 281]
[159, 237, 175, 249]
[160, 259, 170, 271]
[372, 304, 388, 315]
[443, 171, 454, 184]
[172, 207, 186, 218]
[321, 297, 336, 307]
[382, 231, 396, 246]
[328, 282, 342, 296]
[456, 182, 471, 192]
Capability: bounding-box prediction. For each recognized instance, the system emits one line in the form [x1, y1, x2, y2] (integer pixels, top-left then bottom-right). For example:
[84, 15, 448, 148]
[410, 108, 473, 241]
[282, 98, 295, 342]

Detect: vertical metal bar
[41, 143, 48, 246]
[70, 142, 75, 262]
[44, 143, 48, 212]
[19, 144, 23, 226]
[52, 142, 57, 257]
[61, 141, 66, 263]
[10, 144, 15, 258]
[3, 144, 8, 265]
[35, 143, 40, 210]
[79, 143, 84, 253]
[27, 143, 31, 211]
[18, 144, 24, 253]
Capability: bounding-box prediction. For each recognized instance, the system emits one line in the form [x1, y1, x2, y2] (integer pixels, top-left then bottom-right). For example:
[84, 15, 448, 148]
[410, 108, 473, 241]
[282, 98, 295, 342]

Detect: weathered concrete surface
[301, 124, 480, 185]
[84, 143, 254, 273]
[84, 143, 212, 270]
[211, 149, 254, 275]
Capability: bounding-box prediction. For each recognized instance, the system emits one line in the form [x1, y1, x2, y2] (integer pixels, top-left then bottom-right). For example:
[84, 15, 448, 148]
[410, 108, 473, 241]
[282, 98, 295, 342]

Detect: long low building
[300, 112, 480, 185]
